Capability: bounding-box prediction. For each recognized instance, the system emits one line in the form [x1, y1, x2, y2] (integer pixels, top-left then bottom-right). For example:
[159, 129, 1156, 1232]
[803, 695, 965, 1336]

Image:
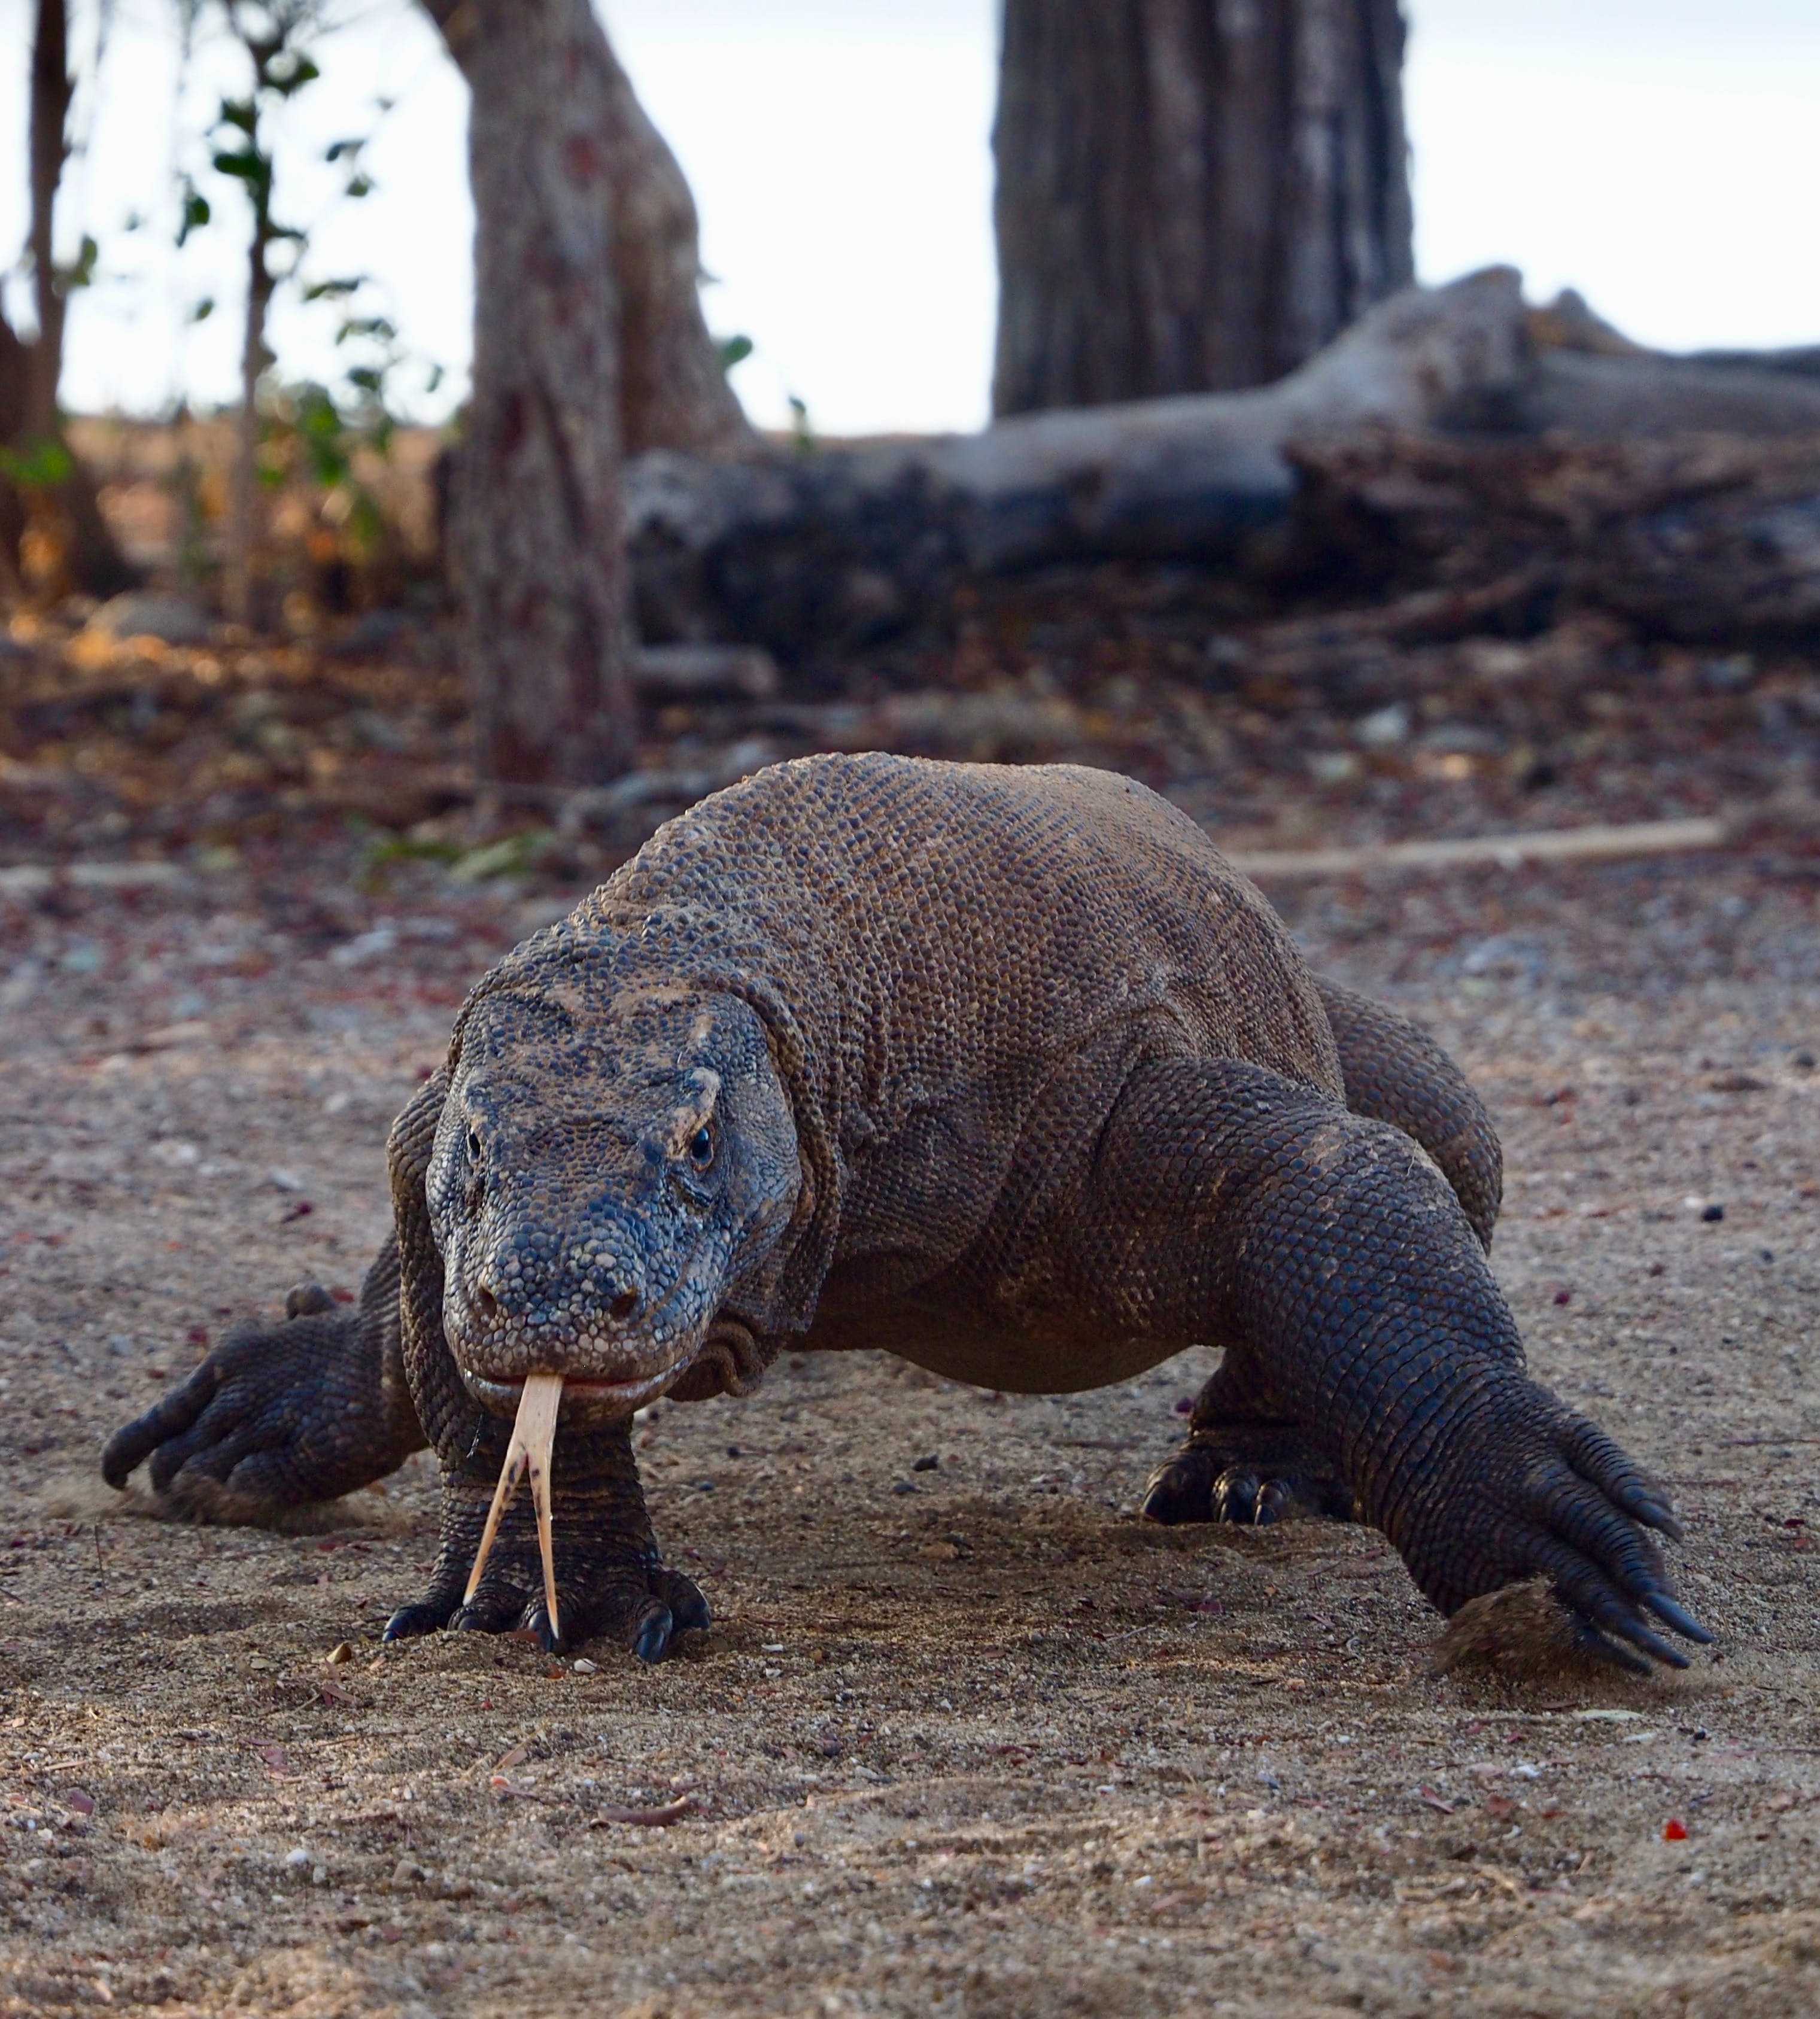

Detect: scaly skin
[104, 755, 1709, 1671]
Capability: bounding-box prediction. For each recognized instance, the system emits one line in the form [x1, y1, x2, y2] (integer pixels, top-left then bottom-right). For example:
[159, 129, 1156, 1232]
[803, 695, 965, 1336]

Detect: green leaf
[344, 174, 374, 200]
[59, 235, 100, 292]
[218, 97, 256, 134]
[717, 333, 754, 370]
[0, 438, 74, 488]
[190, 297, 215, 323]
[177, 183, 211, 246]
[212, 148, 267, 184]
[302, 277, 362, 302]
[346, 366, 383, 393]
[324, 138, 362, 163]
[336, 316, 396, 345]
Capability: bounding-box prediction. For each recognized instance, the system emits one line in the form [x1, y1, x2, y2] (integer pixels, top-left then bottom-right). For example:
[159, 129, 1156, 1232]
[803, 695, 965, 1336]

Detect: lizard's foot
[1141, 1423, 1357, 1528]
[382, 1479, 709, 1662]
[101, 1282, 414, 1521]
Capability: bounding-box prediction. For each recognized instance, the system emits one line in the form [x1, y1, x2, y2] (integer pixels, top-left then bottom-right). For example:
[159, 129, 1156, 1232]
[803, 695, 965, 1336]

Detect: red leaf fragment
[251, 1741, 297, 1777]
[1417, 1788, 1457, 1814]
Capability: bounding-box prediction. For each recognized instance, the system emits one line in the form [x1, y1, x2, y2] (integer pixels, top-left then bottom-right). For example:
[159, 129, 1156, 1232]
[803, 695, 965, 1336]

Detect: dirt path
[2, 839, 1818, 2018]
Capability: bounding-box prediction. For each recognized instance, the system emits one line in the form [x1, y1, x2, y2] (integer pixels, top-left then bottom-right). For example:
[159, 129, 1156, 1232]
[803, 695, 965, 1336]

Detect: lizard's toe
[1143, 1430, 1355, 1528]
[1141, 1445, 1216, 1524]
[382, 1598, 456, 1642]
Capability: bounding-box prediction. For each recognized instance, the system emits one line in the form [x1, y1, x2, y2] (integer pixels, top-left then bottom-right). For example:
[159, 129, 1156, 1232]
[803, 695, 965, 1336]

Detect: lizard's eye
[687, 1122, 715, 1170]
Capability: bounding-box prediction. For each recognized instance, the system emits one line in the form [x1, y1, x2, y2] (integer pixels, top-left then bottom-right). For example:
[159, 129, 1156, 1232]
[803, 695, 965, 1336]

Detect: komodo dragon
[103, 754, 1707, 1671]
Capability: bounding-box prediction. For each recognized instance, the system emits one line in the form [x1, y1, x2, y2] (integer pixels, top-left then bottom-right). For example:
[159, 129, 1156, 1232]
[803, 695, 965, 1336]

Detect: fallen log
[628, 267, 1530, 664]
[628, 267, 1820, 667]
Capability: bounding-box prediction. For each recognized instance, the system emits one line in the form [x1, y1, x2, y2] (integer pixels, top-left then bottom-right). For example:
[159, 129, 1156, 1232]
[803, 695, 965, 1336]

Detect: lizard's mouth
[462, 1364, 679, 1426]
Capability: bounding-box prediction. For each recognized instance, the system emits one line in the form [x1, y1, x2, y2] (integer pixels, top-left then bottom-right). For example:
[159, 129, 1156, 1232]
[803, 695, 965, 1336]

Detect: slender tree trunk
[23, 0, 70, 442]
[993, 0, 1414, 416]
[0, 0, 134, 599]
[426, 0, 637, 784]
[223, 232, 275, 626]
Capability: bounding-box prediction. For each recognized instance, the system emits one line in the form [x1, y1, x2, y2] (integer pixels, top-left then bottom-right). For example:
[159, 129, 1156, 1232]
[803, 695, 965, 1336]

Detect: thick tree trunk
[992, 0, 1414, 416]
[426, 0, 637, 785]
[425, 0, 748, 783]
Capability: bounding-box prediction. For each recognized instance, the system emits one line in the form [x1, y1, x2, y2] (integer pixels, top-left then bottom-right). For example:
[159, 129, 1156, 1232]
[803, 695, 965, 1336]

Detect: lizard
[102, 753, 1707, 1672]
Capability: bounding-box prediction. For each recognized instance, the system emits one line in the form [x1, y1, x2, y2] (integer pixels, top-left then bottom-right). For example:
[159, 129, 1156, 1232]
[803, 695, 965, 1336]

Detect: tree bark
[992, 0, 1414, 416]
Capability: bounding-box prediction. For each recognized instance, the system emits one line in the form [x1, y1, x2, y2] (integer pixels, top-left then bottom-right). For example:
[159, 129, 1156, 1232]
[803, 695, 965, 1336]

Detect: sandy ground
[2, 828, 1819, 2018]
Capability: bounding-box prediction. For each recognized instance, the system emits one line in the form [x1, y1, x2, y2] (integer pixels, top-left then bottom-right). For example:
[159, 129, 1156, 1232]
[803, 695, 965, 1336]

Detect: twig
[1223, 816, 1728, 880]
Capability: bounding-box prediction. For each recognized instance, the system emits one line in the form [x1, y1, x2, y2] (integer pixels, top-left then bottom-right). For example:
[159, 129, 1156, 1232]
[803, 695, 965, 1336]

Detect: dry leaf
[589, 1796, 696, 1828]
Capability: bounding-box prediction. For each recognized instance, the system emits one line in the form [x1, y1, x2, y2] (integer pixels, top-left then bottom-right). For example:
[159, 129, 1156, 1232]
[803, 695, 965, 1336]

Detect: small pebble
[285, 1847, 311, 1871]
[1701, 1203, 1725, 1223]
[912, 1454, 939, 1472]
[326, 1641, 354, 1665]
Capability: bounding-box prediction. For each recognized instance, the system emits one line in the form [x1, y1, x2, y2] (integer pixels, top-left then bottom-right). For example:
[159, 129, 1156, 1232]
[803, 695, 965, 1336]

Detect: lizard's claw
[1404, 1383, 1713, 1671]
[101, 1287, 395, 1521]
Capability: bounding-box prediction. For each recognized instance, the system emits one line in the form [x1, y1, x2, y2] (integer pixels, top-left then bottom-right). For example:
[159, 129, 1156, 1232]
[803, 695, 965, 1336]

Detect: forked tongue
[464, 1373, 563, 1643]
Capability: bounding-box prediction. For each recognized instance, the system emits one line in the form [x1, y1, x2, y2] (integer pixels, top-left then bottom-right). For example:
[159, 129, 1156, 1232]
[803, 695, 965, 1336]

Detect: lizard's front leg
[1086, 1057, 1710, 1672]
[101, 1236, 425, 1520]
[382, 1415, 707, 1660]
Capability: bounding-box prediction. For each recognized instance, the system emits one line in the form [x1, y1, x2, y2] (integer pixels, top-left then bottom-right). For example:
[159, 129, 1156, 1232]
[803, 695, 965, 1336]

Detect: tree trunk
[992, 0, 1414, 416]
[426, 0, 637, 785]
[0, 0, 135, 600]
[24, 0, 70, 442]
[223, 235, 275, 627]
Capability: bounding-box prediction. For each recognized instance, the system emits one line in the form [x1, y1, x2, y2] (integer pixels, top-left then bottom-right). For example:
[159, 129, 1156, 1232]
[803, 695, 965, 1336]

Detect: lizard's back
[573, 754, 1341, 1322]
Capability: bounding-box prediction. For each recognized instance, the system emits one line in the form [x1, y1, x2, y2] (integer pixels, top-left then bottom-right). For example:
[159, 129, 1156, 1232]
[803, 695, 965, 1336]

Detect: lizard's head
[428, 980, 801, 1424]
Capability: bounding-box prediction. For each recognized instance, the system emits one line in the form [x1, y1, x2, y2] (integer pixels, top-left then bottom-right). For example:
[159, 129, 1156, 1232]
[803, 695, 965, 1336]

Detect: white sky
[1, 0, 1816, 436]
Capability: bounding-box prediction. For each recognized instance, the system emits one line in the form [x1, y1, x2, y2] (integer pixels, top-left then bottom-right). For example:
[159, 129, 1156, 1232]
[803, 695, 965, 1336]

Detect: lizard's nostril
[472, 1280, 501, 1325]
[609, 1287, 640, 1324]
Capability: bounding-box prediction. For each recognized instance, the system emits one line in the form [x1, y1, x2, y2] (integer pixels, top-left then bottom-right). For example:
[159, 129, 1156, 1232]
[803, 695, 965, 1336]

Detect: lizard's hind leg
[1143, 1350, 1358, 1528]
